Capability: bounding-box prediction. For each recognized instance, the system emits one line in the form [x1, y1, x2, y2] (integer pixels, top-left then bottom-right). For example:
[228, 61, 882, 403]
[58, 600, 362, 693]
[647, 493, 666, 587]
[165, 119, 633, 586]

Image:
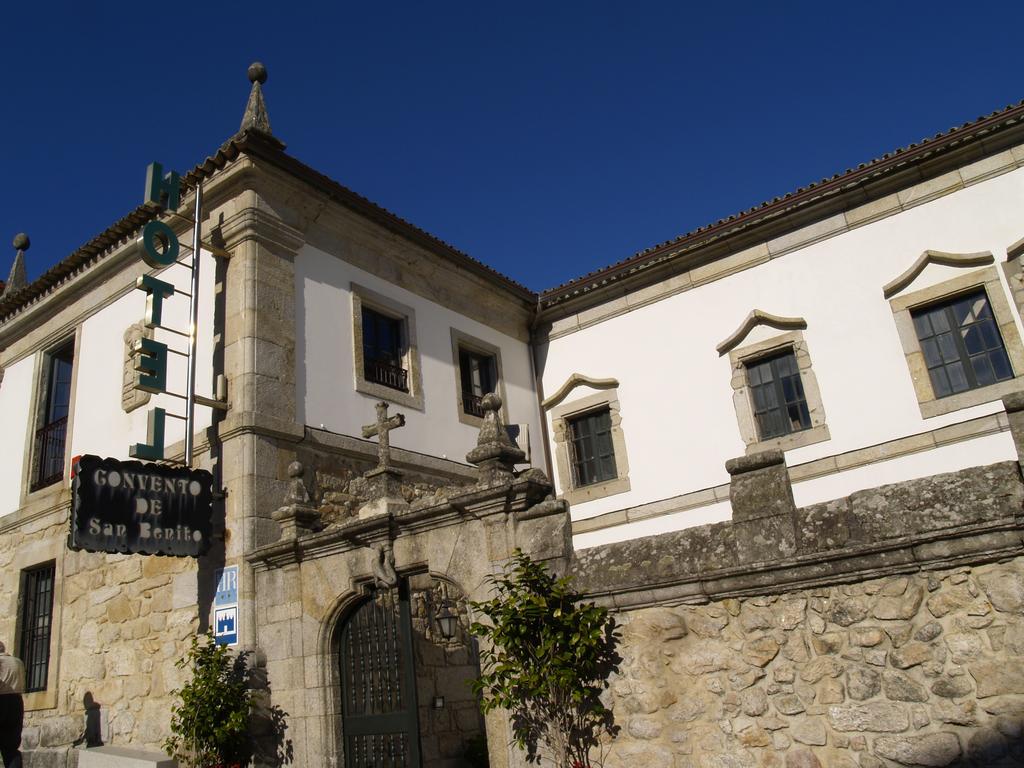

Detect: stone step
[77, 745, 178, 768]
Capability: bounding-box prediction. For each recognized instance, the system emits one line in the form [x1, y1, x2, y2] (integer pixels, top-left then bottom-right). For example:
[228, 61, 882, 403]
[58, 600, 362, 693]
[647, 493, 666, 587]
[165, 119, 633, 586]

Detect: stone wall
[572, 458, 1024, 767]
[409, 575, 487, 767]
[603, 558, 1024, 768]
[0, 506, 200, 768]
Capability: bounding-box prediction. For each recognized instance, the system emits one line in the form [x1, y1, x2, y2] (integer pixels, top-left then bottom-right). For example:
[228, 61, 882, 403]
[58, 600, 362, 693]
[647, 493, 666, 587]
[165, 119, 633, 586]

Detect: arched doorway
[339, 583, 421, 766]
[336, 576, 489, 767]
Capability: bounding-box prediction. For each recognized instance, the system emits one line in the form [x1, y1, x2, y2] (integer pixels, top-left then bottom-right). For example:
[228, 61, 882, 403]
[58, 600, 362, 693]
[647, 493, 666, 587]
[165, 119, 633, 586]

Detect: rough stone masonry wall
[604, 558, 1024, 768]
[0, 509, 199, 768]
[573, 458, 1024, 768]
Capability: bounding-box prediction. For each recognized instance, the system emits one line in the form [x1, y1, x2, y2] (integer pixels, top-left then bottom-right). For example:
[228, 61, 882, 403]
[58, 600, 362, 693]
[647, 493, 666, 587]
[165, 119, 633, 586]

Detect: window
[459, 349, 497, 417]
[362, 306, 408, 392]
[568, 408, 618, 487]
[746, 350, 812, 440]
[19, 563, 55, 693]
[911, 290, 1012, 398]
[351, 284, 423, 410]
[450, 329, 506, 426]
[887, 264, 1024, 418]
[547, 383, 630, 505]
[723, 326, 830, 455]
[31, 340, 74, 491]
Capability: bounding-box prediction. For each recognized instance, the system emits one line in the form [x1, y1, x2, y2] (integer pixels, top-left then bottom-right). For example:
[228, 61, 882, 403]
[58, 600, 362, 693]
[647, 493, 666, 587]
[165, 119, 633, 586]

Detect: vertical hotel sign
[69, 164, 218, 557]
[130, 162, 203, 463]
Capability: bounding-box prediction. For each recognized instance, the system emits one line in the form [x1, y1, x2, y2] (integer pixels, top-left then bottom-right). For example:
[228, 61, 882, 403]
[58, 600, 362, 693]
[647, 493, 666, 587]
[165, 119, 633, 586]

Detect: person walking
[0, 641, 25, 768]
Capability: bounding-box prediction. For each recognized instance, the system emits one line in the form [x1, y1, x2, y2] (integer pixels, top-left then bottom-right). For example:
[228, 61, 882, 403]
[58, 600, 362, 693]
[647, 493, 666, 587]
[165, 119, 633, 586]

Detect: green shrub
[470, 550, 620, 767]
[164, 632, 252, 768]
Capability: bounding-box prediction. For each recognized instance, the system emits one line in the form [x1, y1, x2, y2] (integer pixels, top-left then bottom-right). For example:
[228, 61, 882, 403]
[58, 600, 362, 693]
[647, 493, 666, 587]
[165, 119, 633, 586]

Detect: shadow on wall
[71, 692, 103, 748]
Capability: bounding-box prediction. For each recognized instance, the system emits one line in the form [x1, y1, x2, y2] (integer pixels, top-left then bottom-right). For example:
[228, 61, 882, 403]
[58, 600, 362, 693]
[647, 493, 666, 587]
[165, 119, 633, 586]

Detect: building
[1, 65, 1023, 767]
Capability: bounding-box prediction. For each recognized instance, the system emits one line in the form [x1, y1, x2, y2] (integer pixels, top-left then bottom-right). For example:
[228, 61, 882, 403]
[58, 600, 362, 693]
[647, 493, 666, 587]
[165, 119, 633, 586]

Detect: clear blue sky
[3, 1, 1023, 292]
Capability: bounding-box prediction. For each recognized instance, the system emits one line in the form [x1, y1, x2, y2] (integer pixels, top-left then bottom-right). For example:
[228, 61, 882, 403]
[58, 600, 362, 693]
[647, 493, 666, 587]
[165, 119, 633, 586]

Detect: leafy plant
[164, 632, 252, 768]
[469, 550, 620, 767]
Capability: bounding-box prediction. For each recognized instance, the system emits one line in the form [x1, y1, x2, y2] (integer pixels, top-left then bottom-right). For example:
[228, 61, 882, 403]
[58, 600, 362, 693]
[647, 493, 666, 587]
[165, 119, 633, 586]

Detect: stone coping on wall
[571, 461, 1024, 610]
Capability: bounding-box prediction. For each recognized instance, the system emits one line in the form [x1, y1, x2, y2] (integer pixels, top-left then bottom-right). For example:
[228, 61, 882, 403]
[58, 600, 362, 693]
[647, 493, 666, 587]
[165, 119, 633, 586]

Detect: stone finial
[2, 233, 29, 300]
[285, 461, 311, 505]
[239, 61, 273, 135]
[467, 393, 526, 485]
[272, 461, 321, 539]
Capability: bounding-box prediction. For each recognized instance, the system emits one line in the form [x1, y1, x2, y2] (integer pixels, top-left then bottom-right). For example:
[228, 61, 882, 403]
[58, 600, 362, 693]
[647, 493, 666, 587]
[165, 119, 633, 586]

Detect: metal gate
[340, 584, 421, 767]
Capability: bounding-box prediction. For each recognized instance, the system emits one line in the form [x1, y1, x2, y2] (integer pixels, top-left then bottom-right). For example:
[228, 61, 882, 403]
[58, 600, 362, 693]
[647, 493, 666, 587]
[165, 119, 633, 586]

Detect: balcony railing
[462, 393, 486, 418]
[31, 417, 67, 492]
[365, 360, 409, 392]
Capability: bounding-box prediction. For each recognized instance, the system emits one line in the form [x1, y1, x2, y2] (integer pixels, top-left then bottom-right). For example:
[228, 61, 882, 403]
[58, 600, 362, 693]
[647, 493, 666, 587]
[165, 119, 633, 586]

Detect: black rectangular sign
[69, 455, 213, 557]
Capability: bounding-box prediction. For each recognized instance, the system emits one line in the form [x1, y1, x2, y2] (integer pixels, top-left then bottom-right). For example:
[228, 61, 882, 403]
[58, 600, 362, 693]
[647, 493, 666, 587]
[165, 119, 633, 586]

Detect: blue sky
[2, 1, 1023, 292]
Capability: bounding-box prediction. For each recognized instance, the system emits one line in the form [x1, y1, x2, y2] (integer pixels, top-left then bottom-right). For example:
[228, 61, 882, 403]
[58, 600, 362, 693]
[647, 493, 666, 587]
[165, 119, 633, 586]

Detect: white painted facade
[295, 243, 544, 465]
[541, 161, 1024, 546]
[0, 250, 218, 519]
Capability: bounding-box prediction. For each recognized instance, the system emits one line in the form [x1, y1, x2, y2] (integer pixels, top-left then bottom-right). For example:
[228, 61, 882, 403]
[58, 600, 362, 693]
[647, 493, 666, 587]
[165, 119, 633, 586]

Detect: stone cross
[362, 401, 405, 470]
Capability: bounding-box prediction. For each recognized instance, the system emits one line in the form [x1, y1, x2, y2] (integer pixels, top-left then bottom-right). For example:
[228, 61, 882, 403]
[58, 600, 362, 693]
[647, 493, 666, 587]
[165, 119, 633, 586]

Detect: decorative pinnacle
[239, 61, 273, 136]
[248, 61, 268, 85]
[2, 232, 29, 299]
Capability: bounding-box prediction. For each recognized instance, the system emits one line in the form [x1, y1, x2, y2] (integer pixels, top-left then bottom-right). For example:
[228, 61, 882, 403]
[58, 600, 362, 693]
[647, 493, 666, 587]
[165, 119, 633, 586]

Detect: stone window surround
[888, 263, 1024, 419]
[350, 282, 424, 411]
[548, 385, 630, 506]
[22, 330, 81, 504]
[449, 328, 508, 428]
[13, 544, 64, 712]
[728, 329, 830, 455]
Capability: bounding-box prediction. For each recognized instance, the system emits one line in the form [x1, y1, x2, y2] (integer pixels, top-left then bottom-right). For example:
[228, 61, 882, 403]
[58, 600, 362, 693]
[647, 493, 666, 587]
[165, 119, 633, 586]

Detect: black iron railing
[365, 360, 409, 392]
[31, 417, 67, 492]
[462, 393, 486, 418]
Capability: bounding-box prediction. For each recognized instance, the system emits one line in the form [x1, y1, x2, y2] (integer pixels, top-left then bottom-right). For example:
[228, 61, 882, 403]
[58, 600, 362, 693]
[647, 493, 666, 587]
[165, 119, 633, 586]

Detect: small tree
[165, 632, 252, 768]
[470, 550, 620, 767]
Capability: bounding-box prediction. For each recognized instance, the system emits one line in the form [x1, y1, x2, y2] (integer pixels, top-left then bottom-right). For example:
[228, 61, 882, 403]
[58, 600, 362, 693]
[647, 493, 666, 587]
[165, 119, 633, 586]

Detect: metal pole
[184, 181, 203, 467]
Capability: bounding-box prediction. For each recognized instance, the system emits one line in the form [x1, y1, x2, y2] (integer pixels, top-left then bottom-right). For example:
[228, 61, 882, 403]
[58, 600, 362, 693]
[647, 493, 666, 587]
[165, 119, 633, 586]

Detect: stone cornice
[248, 473, 555, 569]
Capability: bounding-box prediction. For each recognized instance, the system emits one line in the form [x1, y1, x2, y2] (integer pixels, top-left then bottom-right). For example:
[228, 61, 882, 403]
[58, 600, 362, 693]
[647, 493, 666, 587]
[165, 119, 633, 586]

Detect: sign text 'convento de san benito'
[69, 455, 213, 557]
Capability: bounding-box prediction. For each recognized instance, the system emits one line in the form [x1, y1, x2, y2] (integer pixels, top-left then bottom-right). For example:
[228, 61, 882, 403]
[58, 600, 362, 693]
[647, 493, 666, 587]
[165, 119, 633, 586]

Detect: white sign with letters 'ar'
[214, 566, 238, 646]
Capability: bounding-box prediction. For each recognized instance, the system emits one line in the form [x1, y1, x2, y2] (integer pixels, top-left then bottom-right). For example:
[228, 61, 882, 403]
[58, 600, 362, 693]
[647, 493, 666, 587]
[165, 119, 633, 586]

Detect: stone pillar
[725, 449, 797, 562]
[1003, 392, 1024, 469]
[215, 196, 305, 649]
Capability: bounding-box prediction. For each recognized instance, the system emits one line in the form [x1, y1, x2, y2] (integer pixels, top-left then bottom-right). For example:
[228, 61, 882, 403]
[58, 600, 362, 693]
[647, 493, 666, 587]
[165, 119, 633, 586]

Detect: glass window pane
[776, 354, 797, 377]
[913, 313, 934, 339]
[930, 309, 951, 333]
[971, 355, 995, 387]
[990, 349, 1013, 381]
[937, 333, 959, 363]
[961, 326, 984, 356]
[930, 367, 952, 399]
[921, 338, 941, 368]
[946, 362, 969, 393]
[977, 320, 1000, 351]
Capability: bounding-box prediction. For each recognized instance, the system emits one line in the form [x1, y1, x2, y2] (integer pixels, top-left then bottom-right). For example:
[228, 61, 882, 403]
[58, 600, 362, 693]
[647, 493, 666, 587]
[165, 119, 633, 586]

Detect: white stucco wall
[71, 254, 216, 463]
[0, 251, 217, 520]
[296, 244, 543, 466]
[544, 164, 1024, 542]
[0, 356, 36, 516]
